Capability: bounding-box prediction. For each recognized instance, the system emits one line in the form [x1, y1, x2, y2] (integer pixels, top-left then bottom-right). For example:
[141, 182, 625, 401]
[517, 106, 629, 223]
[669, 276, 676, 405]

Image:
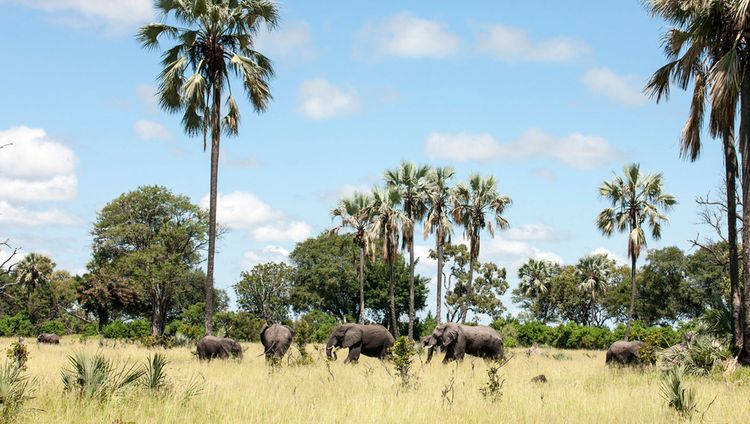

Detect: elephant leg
[345, 346, 362, 364]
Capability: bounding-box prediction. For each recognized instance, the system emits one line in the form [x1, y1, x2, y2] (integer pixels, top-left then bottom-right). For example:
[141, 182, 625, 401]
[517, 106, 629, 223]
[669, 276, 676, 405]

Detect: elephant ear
[342, 327, 363, 348]
[260, 324, 270, 341]
[442, 326, 458, 347]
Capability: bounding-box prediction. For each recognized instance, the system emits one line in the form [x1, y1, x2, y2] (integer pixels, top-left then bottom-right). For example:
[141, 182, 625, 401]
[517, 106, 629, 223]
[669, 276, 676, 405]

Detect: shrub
[164, 320, 204, 342]
[515, 321, 551, 347]
[213, 311, 265, 342]
[38, 320, 66, 336]
[128, 320, 150, 339]
[300, 310, 338, 343]
[0, 361, 36, 422]
[479, 357, 507, 403]
[292, 320, 313, 365]
[80, 323, 99, 337]
[141, 353, 170, 393]
[61, 352, 145, 401]
[660, 335, 729, 375]
[390, 336, 416, 388]
[102, 321, 129, 339]
[5, 342, 29, 370]
[660, 366, 697, 418]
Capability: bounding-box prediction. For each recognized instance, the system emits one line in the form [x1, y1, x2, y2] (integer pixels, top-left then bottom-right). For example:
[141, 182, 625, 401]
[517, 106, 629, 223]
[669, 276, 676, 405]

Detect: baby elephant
[605, 340, 646, 365]
[196, 335, 243, 361]
[37, 333, 60, 344]
[260, 324, 295, 361]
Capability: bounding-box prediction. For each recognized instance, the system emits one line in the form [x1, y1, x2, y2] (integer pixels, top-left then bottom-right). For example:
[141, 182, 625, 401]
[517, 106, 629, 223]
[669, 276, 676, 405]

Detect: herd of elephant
[195, 322, 648, 366]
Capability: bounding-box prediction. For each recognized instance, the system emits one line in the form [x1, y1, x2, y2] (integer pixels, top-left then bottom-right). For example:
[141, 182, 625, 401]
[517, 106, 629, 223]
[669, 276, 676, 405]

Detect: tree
[0, 239, 20, 281]
[90, 186, 209, 336]
[451, 174, 511, 323]
[235, 262, 293, 323]
[77, 269, 138, 331]
[138, 0, 278, 336]
[423, 166, 455, 325]
[330, 192, 374, 324]
[516, 259, 560, 324]
[385, 161, 430, 340]
[645, 0, 743, 354]
[575, 254, 615, 326]
[597, 164, 676, 340]
[14, 253, 54, 319]
[370, 186, 408, 337]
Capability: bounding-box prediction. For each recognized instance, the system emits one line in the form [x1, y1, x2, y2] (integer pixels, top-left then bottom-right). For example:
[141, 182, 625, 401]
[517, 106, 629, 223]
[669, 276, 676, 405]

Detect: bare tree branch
[0, 239, 21, 276]
[0, 142, 12, 150]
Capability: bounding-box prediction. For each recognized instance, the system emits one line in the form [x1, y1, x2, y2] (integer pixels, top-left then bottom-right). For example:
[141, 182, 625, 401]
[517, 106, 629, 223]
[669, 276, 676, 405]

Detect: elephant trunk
[325, 337, 337, 360]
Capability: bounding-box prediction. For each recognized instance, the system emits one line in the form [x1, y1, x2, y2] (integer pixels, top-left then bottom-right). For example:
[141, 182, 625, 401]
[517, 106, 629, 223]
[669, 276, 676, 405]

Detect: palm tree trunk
[204, 85, 221, 336]
[408, 238, 415, 340]
[740, 67, 750, 364]
[461, 257, 474, 324]
[624, 254, 637, 342]
[358, 246, 365, 325]
[723, 132, 742, 353]
[389, 259, 399, 337]
[435, 231, 443, 325]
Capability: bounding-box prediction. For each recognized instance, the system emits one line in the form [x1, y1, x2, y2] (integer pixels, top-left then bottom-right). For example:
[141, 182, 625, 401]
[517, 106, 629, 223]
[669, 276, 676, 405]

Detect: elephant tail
[259, 341, 278, 357]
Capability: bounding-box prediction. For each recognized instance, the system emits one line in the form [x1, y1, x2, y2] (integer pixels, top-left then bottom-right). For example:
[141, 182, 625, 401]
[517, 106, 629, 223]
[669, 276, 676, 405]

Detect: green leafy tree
[137, 0, 278, 336]
[234, 262, 293, 323]
[597, 163, 676, 341]
[516, 259, 560, 324]
[77, 269, 139, 331]
[423, 166, 455, 325]
[90, 186, 209, 336]
[451, 174, 511, 323]
[14, 253, 54, 319]
[575, 254, 615, 326]
[330, 192, 374, 324]
[385, 161, 431, 340]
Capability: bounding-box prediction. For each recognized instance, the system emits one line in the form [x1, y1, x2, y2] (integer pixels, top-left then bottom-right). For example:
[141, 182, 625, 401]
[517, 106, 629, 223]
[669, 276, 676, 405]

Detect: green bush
[164, 320, 204, 341]
[0, 314, 35, 337]
[128, 320, 150, 339]
[38, 320, 66, 336]
[80, 323, 99, 337]
[515, 321, 552, 347]
[300, 310, 338, 343]
[214, 311, 265, 342]
[102, 321, 129, 339]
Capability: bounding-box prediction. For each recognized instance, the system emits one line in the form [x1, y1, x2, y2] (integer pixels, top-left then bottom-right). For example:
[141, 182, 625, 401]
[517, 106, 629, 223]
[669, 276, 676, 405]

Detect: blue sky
[0, 1, 722, 318]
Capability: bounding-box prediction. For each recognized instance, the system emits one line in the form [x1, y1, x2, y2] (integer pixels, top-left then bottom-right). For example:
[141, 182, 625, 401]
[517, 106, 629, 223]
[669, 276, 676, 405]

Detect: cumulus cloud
[298, 78, 359, 120]
[0, 175, 78, 203]
[8, 0, 153, 31]
[475, 24, 589, 62]
[318, 184, 372, 203]
[504, 224, 559, 242]
[199, 192, 312, 242]
[242, 245, 291, 269]
[255, 21, 317, 62]
[0, 201, 80, 227]
[424, 129, 619, 170]
[355, 12, 460, 59]
[581, 67, 648, 107]
[134, 120, 173, 142]
[591, 247, 628, 266]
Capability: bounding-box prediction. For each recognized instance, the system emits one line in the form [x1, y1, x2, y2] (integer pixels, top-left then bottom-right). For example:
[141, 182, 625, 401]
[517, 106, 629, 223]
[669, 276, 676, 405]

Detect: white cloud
[9, 0, 153, 31]
[318, 184, 372, 203]
[255, 21, 317, 61]
[505, 224, 558, 242]
[298, 78, 359, 120]
[581, 67, 648, 107]
[591, 247, 628, 266]
[242, 245, 291, 269]
[484, 237, 563, 267]
[199, 192, 312, 242]
[0, 126, 77, 179]
[424, 129, 619, 170]
[252, 221, 312, 243]
[355, 12, 460, 59]
[533, 251, 564, 265]
[0, 175, 77, 203]
[136, 84, 158, 112]
[0, 201, 80, 227]
[134, 120, 173, 142]
[476, 24, 589, 62]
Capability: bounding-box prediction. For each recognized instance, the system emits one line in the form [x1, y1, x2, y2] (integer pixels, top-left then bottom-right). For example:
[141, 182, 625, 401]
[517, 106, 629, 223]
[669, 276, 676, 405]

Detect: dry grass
[8, 337, 750, 423]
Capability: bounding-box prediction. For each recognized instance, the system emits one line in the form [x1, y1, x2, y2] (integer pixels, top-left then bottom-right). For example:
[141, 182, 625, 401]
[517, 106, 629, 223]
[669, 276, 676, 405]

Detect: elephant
[260, 324, 295, 360]
[422, 334, 441, 363]
[37, 333, 60, 344]
[196, 335, 243, 361]
[325, 324, 394, 363]
[424, 323, 504, 364]
[605, 340, 646, 365]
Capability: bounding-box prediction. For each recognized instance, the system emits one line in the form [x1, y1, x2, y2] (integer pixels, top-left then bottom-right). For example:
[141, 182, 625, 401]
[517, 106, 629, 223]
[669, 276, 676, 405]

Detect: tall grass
[60, 352, 144, 401]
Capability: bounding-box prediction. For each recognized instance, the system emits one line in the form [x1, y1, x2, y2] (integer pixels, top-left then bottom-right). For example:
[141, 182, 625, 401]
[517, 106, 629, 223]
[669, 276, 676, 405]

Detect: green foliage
[61, 352, 145, 401]
[0, 361, 36, 422]
[299, 310, 338, 343]
[38, 320, 66, 336]
[390, 336, 416, 388]
[660, 366, 697, 418]
[141, 353, 170, 393]
[660, 335, 729, 376]
[102, 320, 150, 340]
[213, 311, 266, 342]
[479, 357, 507, 402]
[5, 342, 29, 370]
[292, 320, 313, 365]
[234, 262, 294, 322]
[0, 315, 33, 338]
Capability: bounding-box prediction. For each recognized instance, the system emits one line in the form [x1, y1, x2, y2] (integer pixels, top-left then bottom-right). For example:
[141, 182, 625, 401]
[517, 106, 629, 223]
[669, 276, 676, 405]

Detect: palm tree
[517, 258, 558, 323]
[645, 0, 743, 354]
[597, 163, 676, 341]
[451, 174, 511, 323]
[137, 1, 278, 335]
[14, 253, 54, 318]
[369, 186, 408, 337]
[423, 166, 455, 325]
[575, 254, 614, 327]
[331, 192, 374, 325]
[385, 161, 430, 339]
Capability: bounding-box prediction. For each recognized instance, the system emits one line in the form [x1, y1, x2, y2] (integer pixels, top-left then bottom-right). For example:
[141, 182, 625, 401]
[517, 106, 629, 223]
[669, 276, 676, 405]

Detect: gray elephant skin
[425, 323, 504, 364]
[605, 340, 646, 365]
[196, 335, 243, 360]
[326, 324, 395, 363]
[260, 324, 295, 360]
[37, 333, 60, 344]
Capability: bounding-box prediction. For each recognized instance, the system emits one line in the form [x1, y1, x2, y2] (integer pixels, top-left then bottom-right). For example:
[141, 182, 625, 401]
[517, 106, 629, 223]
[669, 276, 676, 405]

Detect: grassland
[7, 337, 750, 423]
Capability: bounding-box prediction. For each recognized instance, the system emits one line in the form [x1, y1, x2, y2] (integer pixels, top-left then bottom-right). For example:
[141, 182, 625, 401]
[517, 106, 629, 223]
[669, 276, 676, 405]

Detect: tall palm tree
[575, 254, 614, 327]
[645, 0, 744, 355]
[517, 258, 558, 323]
[137, 0, 278, 335]
[385, 161, 430, 339]
[369, 186, 408, 337]
[597, 163, 676, 341]
[331, 192, 374, 325]
[423, 166, 455, 325]
[451, 174, 511, 323]
[14, 253, 54, 318]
